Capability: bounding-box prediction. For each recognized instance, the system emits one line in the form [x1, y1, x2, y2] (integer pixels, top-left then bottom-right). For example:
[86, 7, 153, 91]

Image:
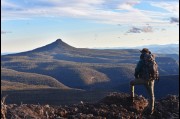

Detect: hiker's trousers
[130, 78, 155, 111]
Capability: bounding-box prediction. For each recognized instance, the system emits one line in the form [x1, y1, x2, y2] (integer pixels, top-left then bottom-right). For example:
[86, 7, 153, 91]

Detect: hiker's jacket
[135, 52, 152, 79]
[134, 59, 144, 78]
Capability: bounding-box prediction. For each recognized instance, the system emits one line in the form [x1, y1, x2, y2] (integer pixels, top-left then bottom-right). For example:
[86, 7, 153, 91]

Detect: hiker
[130, 48, 157, 115]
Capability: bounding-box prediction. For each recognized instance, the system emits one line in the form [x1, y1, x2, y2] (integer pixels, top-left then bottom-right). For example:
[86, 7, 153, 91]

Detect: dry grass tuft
[1, 95, 8, 119]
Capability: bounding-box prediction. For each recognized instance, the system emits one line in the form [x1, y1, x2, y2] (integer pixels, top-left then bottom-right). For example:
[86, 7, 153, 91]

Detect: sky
[1, 0, 179, 53]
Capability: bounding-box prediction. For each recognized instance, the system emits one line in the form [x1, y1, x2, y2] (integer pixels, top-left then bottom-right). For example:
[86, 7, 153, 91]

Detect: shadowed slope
[1, 68, 70, 90]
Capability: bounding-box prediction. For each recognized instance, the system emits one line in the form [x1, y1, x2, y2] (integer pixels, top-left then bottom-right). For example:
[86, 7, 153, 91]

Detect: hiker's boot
[143, 106, 154, 115]
[144, 97, 155, 115]
[129, 95, 135, 103]
[150, 97, 155, 115]
[150, 109, 154, 115]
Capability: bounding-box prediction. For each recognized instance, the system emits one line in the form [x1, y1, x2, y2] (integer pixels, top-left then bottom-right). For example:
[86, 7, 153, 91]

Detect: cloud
[150, 1, 179, 17]
[117, 0, 140, 11]
[1, 31, 11, 34]
[142, 26, 153, 32]
[1, 0, 179, 25]
[1, 0, 18, 8]
[127, 26, 153, 33]
[170, 17, 179, 23]
[1, 31, 6, 34]
[127, 27, 142, 33]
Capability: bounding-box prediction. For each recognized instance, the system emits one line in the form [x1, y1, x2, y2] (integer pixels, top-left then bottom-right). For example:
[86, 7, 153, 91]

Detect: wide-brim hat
[140, 48, 150, 53]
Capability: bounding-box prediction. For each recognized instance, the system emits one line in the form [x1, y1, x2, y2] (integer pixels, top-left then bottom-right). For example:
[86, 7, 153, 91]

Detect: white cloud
[1, 0, 179, 25]
[127, 26, 154, 33]
[142, 26, 153, 32]
[127, 27, 142, 33]
[170, 17, 179, 23]
[1, 0, 18, 8]
[117, 0, 140, 11]
[1, 31, 11, 34]
[150, 1, 179, 17]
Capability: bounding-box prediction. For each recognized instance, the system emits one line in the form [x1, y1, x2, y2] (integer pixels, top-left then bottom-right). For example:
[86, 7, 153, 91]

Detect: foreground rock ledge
[1, 92, 179, 119]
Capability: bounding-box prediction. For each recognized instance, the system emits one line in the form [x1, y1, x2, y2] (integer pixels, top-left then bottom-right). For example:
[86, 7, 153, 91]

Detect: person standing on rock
[130, 48, 158, 115]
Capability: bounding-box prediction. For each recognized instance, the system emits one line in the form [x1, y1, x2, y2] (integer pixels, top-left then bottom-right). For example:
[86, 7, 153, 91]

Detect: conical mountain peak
[27, 39, 75, 53]
[55, 39, 63, 43]
[52, 39, 74, 48]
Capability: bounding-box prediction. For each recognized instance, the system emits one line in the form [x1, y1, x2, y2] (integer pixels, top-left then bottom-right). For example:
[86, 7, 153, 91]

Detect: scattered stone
[1, 93, 179, 119]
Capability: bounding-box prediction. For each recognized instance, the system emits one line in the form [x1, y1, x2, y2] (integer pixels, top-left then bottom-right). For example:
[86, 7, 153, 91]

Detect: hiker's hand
[156, 77, 160, 82]
[134, 74, 138, 78]
[149, 78, 153, 81]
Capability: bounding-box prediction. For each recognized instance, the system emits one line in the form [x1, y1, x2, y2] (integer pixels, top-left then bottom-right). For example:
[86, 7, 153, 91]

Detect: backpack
[141, 53, 159, 81]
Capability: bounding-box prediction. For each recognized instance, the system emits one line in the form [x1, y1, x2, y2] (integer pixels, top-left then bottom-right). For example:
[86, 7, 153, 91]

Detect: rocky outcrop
[1, 93, 179, 119]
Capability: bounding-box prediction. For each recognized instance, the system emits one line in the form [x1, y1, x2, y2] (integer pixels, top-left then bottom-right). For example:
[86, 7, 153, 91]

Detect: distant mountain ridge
[136, 44, 179, 54]
[94, 44, 179, 54]
[1, 52, 17, 55]
[2, 41, 178, 55]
